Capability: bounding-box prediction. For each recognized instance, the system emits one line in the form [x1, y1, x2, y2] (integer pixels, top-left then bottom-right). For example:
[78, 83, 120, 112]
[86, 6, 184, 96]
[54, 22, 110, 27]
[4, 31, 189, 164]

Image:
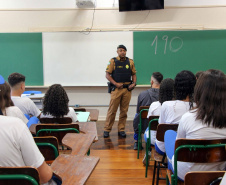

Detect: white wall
[0, 0, 226, 9]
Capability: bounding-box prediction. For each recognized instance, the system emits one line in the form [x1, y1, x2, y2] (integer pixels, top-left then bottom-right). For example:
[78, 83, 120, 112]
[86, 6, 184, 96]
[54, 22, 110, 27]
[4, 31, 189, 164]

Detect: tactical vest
[111, 57, 132, 83]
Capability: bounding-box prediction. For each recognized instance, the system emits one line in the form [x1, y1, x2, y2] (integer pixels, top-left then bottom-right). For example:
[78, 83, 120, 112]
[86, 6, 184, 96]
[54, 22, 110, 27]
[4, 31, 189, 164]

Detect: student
[40, 84, 77, 122]
[144, 78, 175, 145]
[133, 72, 163, 150]
[195, 71, 203, 80]
[0, 115, 60, 185]
[0, 75, 28, 124]
[164, 69, 226, 181]
[8, 72, 41, 118]
[142, 78, 174, 165]
[155, 70, 196, 155]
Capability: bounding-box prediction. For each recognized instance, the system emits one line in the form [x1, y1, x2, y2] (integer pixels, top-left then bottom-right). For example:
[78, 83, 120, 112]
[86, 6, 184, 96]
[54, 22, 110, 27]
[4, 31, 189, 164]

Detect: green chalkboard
[0, 33, 43, 86]
[134, 30, 226, 85]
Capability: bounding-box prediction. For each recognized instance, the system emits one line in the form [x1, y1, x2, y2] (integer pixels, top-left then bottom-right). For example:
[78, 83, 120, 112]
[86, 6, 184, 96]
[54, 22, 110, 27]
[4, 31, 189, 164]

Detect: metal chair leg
[152, 160, 157, 185]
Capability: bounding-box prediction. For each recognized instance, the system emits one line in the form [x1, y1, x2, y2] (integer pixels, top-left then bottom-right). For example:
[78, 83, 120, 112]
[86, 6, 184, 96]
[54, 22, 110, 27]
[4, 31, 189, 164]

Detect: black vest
[112, 57, 132, 83]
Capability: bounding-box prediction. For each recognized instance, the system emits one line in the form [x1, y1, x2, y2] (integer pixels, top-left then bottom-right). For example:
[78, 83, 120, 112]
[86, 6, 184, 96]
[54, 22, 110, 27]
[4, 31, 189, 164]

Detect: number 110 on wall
[151, 35, 183, 55]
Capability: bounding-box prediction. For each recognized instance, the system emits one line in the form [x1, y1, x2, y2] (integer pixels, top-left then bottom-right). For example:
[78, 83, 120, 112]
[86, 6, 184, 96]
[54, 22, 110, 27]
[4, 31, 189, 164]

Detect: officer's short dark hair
[152, 72, 163, 84]
[117, 45, 127, 51]
[8, 72, 25, 87]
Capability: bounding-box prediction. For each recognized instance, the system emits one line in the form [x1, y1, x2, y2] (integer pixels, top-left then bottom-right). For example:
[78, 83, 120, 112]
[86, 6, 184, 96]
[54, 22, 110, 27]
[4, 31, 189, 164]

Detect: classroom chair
[184, 171, 225, 185]
[23, 91, 42, 95]
[73, 107, 86, 112]
[36, 124, 79, 146]
[40, 117, 73, 124]
[34, 136, 59, 164]
[144, 116, 159, 177]
[166, 138, 226, 185]
[137, 106, 149, 159]
[152, 124, 178, 185]
[0, 167, 40, 185]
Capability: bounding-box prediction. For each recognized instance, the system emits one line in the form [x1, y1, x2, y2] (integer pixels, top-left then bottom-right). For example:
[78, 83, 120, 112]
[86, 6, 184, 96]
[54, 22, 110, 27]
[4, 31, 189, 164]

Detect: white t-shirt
[40, 107, 77, 122]
[5, 106, 28, 124]
[11, 96, 41, 117]
[145, 101, 161, 145]
[171, 110, 226, 180]
[156, 100, 190, 152]
[0, 116, 56, 185]
[147, 101, 161, 118]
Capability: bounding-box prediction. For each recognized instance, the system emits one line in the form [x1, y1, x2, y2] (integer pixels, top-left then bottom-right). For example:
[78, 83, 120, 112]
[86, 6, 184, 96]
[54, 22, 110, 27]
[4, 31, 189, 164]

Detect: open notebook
[75, 112, 90, 122]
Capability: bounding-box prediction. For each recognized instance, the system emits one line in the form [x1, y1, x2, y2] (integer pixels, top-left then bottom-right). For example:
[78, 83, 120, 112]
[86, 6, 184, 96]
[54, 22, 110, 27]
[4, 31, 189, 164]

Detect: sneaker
[133, 142, 144, 150]
[133, 142, 138, 150]
[103, 131, 109, 138]
[118, 131, 126, 138]
[142, 151, 151, 166]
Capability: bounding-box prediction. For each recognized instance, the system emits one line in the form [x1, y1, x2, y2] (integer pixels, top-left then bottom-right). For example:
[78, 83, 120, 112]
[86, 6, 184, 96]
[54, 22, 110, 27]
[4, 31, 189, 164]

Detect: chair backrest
[148, 116, 159, 131]
[156, 124, 178, 142]
[34, 136, 59, 164]
[184, 171, 225, 185]
[73, 108, 86, 112]
[173, 138, 226, 185]
[0, 167, 40, 185]
[139, 106, 149, 119]
[36, 124, 79, 145]
[175, 138, 226, 163]
[40, 117, 72, 124]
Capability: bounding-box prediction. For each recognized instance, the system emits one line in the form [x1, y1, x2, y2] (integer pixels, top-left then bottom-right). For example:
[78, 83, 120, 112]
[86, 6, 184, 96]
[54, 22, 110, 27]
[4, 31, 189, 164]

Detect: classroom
[0, 0, 226, 184]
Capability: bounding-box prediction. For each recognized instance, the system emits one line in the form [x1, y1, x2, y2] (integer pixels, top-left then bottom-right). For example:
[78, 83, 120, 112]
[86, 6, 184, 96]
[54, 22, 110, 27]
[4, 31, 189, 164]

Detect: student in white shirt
[164, 69, 226, 181]
[8, 72, 41, 118]
[0, 76, 28, 124]
[142, 78, 174, 165]
[155, 70, 196, 155]
[40, 84, 77, 122]
[0, 115, 60, 185]
[144, 78, 175, 145]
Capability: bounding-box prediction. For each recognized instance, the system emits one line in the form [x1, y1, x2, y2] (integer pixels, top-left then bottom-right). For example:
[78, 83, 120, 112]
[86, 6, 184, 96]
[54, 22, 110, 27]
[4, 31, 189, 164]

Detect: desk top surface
[72, 108, 99, 122]
[62, 133, 95, 155]
[22, 94, 45, 99]
[51, 154, 99, 185]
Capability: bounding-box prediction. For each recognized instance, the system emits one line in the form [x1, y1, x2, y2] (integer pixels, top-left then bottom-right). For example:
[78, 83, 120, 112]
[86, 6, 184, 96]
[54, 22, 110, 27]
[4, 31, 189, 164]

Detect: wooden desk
[86, 109, 99, 122]
[30, 122, 98, 142]
[62, 133, 95, 155]
[51, 154, 99, 185]
[72, 108, 99, 122]
[78, 122, 98, 142]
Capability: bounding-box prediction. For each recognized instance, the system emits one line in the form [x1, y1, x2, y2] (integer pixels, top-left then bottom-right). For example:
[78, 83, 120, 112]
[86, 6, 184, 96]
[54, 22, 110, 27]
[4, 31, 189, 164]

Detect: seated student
[195, 71, 203, 80]
[8, 72, 41, 118]
[0, 115, 61, 185]
[0, 75, 28, 124]
[164, 69, 226, 181]
[155, 70, 196, 155]
[133, 72, 163, 150]
[144, 78, 175, 145]
[142, 78, 174, 165]
[40, 84, 77, 122]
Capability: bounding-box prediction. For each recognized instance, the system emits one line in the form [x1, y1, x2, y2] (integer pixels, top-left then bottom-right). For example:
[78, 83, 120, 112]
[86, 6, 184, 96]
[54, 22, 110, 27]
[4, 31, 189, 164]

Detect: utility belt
[107, 82, 132, 93]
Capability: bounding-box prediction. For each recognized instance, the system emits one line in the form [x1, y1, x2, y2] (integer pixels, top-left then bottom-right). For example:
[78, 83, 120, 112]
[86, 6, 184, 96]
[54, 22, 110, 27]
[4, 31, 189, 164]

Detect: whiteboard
[43, 32, 133, 86]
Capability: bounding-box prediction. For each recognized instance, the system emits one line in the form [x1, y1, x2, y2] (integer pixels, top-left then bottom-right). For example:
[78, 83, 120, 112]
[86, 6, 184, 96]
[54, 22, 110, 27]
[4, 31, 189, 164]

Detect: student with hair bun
[155, 70, 196, 155]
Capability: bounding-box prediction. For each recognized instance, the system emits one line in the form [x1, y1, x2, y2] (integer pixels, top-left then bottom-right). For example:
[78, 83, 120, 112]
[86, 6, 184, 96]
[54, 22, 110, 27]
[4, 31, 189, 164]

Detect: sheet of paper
[75, 112, 90, 122]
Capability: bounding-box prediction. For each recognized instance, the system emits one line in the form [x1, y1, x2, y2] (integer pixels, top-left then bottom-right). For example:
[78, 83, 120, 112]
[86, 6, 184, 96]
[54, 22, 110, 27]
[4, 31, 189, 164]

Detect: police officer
[104, 45, 137, 138]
